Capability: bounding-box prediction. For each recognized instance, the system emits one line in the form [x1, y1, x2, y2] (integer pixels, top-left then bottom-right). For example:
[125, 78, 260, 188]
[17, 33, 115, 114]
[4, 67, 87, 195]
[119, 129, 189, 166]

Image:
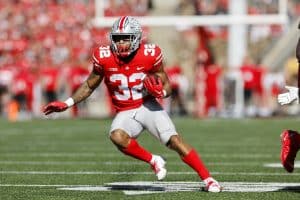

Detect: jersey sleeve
[92, 47, 104, 75]
[149, 45, 163, 73]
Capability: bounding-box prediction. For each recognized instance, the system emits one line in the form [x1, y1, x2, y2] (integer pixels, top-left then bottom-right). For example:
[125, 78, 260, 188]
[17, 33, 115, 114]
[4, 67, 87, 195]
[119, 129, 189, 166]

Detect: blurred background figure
[240, 56, 270, 117]
[67, 61, 90, 117]
[165, 64, 188, 116]
[195, 57, 223, 118]
[0, 0, 299, 120]
[239, 55, 257, 117]
[40, 62, 59, 104]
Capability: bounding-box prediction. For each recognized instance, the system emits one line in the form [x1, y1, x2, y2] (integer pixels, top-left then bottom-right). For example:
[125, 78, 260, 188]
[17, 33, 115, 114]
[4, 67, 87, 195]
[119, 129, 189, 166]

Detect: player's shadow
[110, 184, 165, 192]
[277, 186, 300, 193]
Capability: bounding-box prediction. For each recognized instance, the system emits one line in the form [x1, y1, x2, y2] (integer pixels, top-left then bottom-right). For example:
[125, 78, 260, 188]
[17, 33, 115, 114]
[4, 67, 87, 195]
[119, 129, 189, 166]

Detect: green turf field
[1, 117, 300, 199]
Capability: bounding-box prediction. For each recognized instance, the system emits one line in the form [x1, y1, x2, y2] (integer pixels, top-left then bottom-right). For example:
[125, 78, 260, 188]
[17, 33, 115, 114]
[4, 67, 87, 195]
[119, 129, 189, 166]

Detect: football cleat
[204, 177, 222, 193]
[280, 130, 300, 173]
[150, 155, 167, 180]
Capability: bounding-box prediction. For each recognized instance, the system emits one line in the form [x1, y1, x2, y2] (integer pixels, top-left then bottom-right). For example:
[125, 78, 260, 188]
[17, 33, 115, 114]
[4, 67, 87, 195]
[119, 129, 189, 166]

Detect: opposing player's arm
[297, 36, 300, 101]
[277, 32, 300, 105]
[71, 69, 103, 104]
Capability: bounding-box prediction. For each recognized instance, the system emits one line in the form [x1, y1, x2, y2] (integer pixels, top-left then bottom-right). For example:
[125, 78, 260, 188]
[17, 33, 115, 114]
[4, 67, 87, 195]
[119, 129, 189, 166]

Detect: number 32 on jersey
[110, 72, 145, 101]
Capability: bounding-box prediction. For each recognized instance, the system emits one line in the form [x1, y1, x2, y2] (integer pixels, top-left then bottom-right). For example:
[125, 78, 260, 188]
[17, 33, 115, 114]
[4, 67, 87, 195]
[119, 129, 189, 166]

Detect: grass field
[1, 117, 300, 200]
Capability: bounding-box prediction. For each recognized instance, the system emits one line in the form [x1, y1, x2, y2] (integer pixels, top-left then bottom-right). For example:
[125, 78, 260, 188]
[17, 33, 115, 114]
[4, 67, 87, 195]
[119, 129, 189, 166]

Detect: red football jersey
[253, 66, 266, 95]
[40, 67, 59, 92]
[240, 64, 256, 90]
[166, 66, 182, 89]
[92, 44, 163, 112]
[204, 64, 222, 97]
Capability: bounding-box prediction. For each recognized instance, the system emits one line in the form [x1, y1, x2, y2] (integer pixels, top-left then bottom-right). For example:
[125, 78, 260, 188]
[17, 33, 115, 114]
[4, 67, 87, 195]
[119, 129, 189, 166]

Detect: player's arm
[43, 69, 103, 115]
[153, 64, 172, 97]
[143, 63, 172, 99]
[142, 44, 172, 99]
[71, 70, 103, 104]
[278, 36, 300, 105]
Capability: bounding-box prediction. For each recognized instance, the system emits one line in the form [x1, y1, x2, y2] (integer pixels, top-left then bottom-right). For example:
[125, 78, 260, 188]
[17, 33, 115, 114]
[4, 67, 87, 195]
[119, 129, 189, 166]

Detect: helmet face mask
[111, 34, 135, 57]
[110, 16, 142, 58]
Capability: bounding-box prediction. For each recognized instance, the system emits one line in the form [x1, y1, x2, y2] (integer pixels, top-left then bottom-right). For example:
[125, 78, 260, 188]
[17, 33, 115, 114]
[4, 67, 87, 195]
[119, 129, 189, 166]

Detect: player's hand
[277, 86, 299, 105]
[143, 75, 164, 98]
[43, 101, 68, 115]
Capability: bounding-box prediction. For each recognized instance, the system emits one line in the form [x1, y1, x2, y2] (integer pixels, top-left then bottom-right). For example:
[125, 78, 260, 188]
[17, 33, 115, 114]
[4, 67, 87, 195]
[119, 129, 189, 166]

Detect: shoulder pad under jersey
[142, 44, 163, 72]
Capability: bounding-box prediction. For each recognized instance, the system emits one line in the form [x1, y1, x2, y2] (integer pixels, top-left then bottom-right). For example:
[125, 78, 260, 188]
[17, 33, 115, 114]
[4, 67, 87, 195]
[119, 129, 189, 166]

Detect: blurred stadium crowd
[0, 0, 299, 121]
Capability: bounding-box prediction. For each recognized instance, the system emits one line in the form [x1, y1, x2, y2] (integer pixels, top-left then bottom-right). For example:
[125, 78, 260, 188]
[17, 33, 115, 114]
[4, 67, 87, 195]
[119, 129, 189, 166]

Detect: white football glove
[277, 86, 299, 105]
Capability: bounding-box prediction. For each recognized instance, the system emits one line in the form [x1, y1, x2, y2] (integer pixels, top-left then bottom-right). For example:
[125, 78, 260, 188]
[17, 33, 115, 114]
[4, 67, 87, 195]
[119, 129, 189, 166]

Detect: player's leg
[280, 130, 300, 172]
[138, 99, 221, 192]
[110, 129, 152, 163]
[109, 109, 166, 180]
[166, 135, 221, 192]
[166, 135, 209, 178]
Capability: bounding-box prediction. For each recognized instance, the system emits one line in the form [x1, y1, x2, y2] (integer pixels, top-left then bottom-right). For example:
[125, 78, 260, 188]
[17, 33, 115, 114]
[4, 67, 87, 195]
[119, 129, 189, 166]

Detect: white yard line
[1, 170, 300, 176]
[0, 184, 93, 187]
[0, 141, 274, 147]
[0, 153, 99, 157]
[0, 152, 275, 158]
[1, 182, 300, 194]
[0, 160, 261, 166]
[264, 161, 300, 168]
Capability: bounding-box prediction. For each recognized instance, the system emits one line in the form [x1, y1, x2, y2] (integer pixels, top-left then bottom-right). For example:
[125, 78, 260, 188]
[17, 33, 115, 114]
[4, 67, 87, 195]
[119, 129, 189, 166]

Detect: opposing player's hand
[277, 86, 299, 105]
[43, 101, 68, 115]
[143, 75, 164, 98]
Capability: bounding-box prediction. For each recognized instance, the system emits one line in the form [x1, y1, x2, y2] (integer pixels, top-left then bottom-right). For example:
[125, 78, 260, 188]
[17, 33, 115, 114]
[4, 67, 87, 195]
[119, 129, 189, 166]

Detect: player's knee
[167, 135, 192, 156]
[167, 135, 182, 149]
[110, 129, 130, 148]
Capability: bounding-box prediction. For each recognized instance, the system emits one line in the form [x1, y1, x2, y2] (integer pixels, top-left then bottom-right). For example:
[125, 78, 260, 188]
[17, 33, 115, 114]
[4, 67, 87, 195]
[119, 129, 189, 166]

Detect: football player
[277, 23, 300, 173]
[43, 16, 221, 192]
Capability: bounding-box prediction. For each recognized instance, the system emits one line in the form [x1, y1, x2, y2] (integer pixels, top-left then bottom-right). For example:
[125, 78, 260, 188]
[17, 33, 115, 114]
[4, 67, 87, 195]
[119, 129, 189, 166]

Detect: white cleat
[203, 177, 222, 193]
[150, 155, 167, 180]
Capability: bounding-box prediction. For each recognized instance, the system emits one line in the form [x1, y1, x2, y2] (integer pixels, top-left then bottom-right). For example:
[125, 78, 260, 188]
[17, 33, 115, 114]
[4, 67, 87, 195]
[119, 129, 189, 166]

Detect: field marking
[0, 140, 275, 147]
[2, 182, 299, 194]
[101, 181, 300, 194]
[1, 170, 300, 176]
[0, 184, 94, 187]
[0, 152, 275, 158]
[264, 161, 300, 168]
[0, 160, 261, 166]
[0, 153, 99, 157]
